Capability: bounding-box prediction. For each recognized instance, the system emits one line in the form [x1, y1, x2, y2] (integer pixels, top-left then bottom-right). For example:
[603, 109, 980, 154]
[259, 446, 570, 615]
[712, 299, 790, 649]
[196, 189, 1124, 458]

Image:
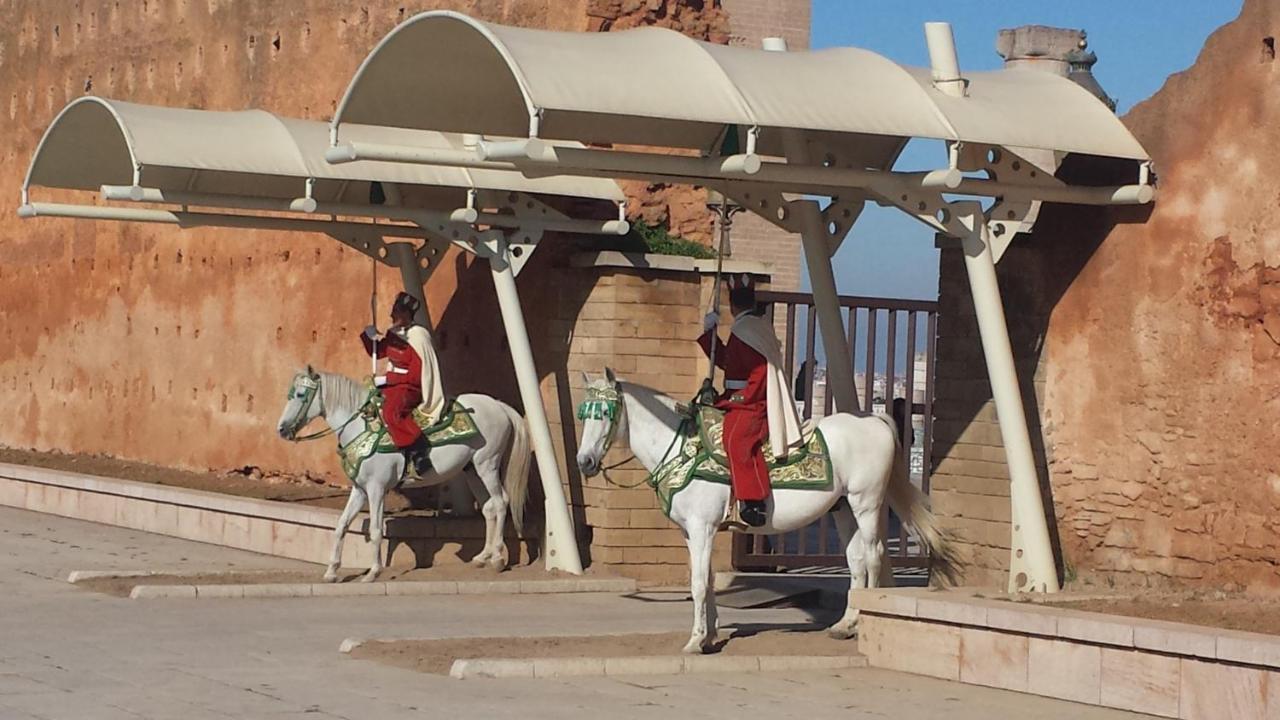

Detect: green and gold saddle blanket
[649, 405, 832, 518]
[338, 389, 480, 480]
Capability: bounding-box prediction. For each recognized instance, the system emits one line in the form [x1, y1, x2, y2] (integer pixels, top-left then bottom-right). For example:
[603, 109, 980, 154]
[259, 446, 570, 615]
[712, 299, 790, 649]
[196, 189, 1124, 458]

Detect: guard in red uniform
[698, 280, 773, 527]
[360, 292, 432, 476]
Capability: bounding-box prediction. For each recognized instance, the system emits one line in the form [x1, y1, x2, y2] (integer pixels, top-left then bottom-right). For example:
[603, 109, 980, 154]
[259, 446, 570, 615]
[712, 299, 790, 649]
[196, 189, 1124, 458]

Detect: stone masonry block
[1099, 648, 1180, 718]
[860, 616, 961, 681]
[1131, 619, 1217, 660]
[1180, 658, 1267, 720]
[929, 474, 1011, 498]
[1027, 637, 1100, 706]
[960, 627, 1028, 692]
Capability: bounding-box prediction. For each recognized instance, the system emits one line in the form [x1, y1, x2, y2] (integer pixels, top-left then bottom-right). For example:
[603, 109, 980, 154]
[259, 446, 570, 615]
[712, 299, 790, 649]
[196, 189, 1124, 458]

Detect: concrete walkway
[0, 507, 1151, 719]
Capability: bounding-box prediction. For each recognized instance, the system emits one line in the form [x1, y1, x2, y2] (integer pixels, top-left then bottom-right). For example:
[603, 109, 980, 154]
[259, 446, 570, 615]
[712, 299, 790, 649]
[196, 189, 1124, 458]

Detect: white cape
[403, 325, 446, 425]
[729, 313, 805, 457]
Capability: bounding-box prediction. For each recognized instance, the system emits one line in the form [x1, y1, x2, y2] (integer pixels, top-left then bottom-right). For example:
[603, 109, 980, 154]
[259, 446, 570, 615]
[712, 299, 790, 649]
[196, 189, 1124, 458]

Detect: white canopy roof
[332, 11, 1149, 164]
[24, 96, 625, 205]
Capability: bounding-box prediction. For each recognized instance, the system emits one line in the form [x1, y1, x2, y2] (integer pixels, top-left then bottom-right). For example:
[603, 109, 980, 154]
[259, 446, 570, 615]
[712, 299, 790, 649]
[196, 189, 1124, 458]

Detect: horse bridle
[576, 381, 690, 489]
[576, 382, 624, 460]
[282, 372, 353, 443]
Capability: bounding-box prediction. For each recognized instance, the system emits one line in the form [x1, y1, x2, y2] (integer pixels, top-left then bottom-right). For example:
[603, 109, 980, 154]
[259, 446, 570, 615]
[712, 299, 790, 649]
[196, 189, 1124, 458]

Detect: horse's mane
[317, 370, 367, 417]
[616, 380, 682, 425]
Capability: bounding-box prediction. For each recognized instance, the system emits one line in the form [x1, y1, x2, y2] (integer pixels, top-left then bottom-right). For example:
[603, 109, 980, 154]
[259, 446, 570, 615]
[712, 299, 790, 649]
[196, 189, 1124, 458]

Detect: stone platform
[852, 588, 1280, 719]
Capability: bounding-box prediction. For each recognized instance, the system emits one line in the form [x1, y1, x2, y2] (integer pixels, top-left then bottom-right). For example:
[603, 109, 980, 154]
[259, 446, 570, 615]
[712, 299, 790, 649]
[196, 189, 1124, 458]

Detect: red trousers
[381, 385, 424, 448]
[722, 408, 770, 502]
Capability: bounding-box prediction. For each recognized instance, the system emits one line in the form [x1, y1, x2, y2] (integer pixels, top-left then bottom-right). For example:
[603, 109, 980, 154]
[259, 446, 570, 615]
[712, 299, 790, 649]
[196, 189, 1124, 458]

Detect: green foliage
[620, 219, 716, 260]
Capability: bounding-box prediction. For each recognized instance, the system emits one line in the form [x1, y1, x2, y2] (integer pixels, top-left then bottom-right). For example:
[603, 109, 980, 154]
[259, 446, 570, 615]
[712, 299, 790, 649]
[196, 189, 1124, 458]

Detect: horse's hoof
[322, 573, 339, 584]
[361, 571, 380, 584]
[470, 556, 489, 569]
[486, 558, 507, 572]
[681, 639, 706, 655]
[826, 623, 856, 640]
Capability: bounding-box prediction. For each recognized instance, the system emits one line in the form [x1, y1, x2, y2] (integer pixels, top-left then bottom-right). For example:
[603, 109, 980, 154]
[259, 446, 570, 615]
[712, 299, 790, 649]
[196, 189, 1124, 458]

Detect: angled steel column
[955, 206, 1058, 593]
[793, 200, 859, 414]
[485, 236, 584, 574]
[925, 21, 1058, 593]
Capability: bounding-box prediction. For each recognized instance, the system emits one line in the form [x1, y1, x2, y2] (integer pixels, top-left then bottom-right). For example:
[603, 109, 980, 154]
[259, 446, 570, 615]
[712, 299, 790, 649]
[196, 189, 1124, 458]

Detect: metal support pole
[793, 200, 859, 414]
[486, 236, 584, 574]
[955, 205, 1059, 593]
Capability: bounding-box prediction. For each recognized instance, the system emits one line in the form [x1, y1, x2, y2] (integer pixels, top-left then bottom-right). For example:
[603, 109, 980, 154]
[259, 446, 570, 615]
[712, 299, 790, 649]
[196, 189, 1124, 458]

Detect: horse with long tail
[277, 366, 530, 582]
[575, 368, 957, 654]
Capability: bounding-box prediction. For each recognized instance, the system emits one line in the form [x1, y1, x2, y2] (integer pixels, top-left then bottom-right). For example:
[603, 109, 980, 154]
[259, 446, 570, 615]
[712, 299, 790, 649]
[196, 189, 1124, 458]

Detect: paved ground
[0, 506, 1152, 719]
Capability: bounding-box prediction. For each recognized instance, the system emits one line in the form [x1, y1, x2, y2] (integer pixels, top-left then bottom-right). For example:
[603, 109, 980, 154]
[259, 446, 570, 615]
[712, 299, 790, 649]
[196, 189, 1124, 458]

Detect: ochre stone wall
[0, 0, 729, 483]
[934, 0, 1280, 592]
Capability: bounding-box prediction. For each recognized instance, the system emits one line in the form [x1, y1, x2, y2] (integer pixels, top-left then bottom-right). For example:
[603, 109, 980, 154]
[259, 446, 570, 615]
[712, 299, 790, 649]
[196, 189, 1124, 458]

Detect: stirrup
[716, 500, 749, 533]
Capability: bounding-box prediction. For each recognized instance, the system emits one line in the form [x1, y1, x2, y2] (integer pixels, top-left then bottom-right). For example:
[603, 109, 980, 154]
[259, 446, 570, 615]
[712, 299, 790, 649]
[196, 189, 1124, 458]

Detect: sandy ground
[76, 562, 617, 597]
[352, 629, 854, 675]
[1053, 595, 1280, 636]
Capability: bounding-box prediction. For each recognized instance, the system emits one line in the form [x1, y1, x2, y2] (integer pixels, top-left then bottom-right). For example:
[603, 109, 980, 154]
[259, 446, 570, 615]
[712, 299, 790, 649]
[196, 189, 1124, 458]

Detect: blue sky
[808, 0, 1244, 300]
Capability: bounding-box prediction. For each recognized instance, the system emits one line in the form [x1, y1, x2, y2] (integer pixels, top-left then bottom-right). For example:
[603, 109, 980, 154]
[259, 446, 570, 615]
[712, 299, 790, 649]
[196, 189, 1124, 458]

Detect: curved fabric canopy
[25, 96, 625, 205]
[332, 11, 1149, 163]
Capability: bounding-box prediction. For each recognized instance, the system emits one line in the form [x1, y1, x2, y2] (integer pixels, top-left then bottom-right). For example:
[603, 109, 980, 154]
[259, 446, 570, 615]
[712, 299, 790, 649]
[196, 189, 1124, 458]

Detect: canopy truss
[20, 96, 633, 575]
[328, 12, 1161, 594]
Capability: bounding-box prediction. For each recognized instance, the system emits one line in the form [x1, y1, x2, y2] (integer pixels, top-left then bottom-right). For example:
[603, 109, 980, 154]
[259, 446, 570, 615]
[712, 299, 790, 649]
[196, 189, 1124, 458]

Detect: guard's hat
[392, 291, 421, 316]
[727, 273, 756, 310]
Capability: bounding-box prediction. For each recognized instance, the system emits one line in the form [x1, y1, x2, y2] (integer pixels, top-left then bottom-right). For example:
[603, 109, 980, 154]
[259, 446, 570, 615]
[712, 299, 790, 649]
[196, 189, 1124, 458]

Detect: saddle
[337, 386, 480, 481]
[648, 405, 832, 519]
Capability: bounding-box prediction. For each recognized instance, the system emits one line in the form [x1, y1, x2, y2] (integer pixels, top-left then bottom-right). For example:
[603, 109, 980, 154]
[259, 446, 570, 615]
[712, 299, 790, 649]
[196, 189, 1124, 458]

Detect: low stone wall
[0, 462, 525, 568]
[852, 588, 1280, 719]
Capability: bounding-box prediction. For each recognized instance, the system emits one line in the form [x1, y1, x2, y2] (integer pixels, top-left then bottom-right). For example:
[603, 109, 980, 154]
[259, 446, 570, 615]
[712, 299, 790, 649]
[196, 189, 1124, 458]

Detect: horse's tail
[877, 413, 963, 586]
[498, 401, 532, 537]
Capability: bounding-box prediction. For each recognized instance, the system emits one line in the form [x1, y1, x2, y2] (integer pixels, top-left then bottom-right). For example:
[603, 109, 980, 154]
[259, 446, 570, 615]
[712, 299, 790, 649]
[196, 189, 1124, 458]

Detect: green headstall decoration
[576, 384, 622, 455]
[282, 372, 327, 440]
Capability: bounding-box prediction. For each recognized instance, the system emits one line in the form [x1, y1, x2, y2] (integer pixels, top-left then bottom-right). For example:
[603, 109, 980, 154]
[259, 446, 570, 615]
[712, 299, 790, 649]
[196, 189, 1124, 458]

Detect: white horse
[277, 367, 530, 582]
[575, 369, 956, 653]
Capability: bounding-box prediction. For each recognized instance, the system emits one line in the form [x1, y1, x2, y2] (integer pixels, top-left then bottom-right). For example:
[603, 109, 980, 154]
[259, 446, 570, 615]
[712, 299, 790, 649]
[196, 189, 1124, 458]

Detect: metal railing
[733, 290, 939, 572]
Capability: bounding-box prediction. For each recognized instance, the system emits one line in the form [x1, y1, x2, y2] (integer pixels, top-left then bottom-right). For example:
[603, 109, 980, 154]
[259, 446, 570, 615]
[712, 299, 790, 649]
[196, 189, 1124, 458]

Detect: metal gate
[732, 290, 938, 573]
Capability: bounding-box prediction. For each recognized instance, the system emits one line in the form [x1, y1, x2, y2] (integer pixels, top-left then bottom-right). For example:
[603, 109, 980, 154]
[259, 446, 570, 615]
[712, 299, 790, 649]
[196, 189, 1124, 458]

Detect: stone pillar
[997, 25, 1116, 111]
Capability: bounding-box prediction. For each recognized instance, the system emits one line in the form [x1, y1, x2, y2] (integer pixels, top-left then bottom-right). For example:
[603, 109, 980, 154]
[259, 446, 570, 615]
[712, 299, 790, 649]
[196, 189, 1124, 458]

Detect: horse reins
[284, 374, 365, 444]
[595, 382, 687, 490]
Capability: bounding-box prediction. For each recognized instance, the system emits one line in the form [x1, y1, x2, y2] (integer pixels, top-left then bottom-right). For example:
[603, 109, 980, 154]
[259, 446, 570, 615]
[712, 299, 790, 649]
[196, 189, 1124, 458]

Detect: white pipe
[98, 187, 626, 237]
[477, 139, 762, 178]
[794, 200, 859, 414]
[486, 236, 584, 574]
[326, 141, 496, 169]
[336, 140, 1154, 207]
[925, 22, 966, 97]
[470, 212, 629, 236]
[950, 177, 1154, 205]
[18, 202, 427, 238]
[954, 205, 1059, 593]
[450, 207, 480, 224]
[103, 185, 309, 213]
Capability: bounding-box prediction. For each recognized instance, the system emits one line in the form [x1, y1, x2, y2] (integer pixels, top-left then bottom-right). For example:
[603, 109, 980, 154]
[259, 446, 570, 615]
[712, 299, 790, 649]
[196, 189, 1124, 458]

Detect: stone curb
[447, 654, 867, 679]
[67, 568, 292, 584]
[122, 577, 637, 600]
[68, 570, 160, 583]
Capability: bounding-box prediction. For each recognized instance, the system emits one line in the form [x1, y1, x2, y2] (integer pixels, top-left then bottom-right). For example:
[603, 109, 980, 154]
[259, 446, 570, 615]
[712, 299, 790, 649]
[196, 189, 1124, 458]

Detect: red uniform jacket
[697, 330, 768, 410]
[360, 328, 424, 448]
[698, 325, 771, 502]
